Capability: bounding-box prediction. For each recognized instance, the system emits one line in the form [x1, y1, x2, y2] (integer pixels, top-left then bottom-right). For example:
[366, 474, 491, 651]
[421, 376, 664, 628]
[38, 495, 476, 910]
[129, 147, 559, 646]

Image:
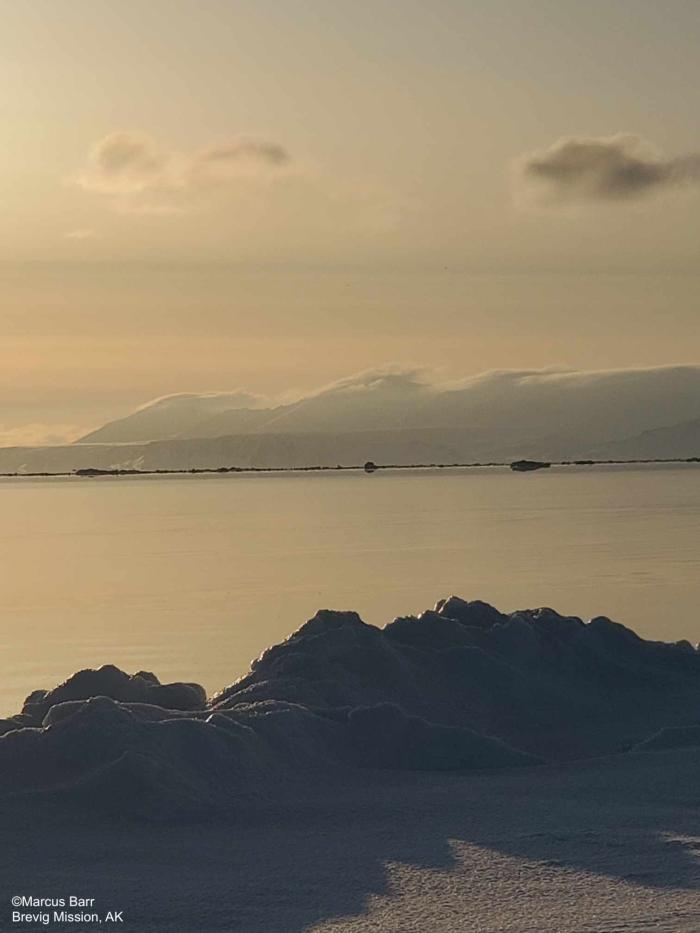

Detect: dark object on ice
[74, 467, 143, 477]
[363, 460, 378, 473]
[510, 459, 551, 472]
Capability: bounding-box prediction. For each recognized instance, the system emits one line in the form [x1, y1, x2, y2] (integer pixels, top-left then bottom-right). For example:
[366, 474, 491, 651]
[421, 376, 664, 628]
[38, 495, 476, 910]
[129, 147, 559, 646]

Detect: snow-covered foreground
[2, 596, 700, 930]
[2, 748, 700, 932]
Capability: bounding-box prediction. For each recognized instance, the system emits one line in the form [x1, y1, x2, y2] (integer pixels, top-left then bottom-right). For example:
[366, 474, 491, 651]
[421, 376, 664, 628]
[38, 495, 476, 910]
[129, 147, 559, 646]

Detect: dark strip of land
[1, 456, 699, 480]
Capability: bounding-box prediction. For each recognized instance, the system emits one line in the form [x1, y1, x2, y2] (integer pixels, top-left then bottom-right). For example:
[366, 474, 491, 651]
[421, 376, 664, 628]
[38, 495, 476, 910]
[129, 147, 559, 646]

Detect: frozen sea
[1, 462, 698, 714]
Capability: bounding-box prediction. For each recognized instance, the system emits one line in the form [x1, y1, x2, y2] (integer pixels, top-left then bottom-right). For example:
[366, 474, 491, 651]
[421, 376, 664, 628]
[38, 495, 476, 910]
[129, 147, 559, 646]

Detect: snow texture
[3, 597, 700, 931]
[1, 597, 699, 815]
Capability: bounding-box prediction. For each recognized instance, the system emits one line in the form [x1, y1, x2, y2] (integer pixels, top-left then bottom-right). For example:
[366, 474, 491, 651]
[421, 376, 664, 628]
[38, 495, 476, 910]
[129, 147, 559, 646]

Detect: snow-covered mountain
[585, 416, 700, 461]
[78, 391, 266, 444]
[2, 364, 699, 472]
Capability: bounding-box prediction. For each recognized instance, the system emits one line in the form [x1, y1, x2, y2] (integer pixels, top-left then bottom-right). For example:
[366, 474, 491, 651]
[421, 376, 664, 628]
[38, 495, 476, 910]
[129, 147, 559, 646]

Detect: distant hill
[0, 427, 540, 475]
[75, 364, 700, 445]
[78, 391, 265, 444]
[2, 364, 699, 473]
[585, 416, 700, 461]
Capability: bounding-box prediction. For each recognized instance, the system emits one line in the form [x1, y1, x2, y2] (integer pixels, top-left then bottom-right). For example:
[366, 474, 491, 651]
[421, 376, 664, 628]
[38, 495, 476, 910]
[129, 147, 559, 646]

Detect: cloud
[76, 131, 291, 211]
[189, 139, 290, 178]
[302, 365, 432, 400]
[79, 132, 171, 195]
[64, 228, 96, 240]
[515, 134, 700, 204]
[133, 390, 267, 413]
[231, 363, 700, 445]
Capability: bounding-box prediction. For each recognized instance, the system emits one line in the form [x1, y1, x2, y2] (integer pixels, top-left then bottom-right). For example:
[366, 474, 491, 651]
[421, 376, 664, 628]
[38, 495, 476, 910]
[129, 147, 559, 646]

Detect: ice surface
[3, 597, 700, 931]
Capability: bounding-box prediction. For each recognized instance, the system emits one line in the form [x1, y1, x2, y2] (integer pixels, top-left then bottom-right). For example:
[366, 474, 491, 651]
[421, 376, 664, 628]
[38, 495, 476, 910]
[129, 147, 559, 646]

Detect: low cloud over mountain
[80, 390, 267, 444]
[79, 363, 700, 449]
[2, 363, 700, 472]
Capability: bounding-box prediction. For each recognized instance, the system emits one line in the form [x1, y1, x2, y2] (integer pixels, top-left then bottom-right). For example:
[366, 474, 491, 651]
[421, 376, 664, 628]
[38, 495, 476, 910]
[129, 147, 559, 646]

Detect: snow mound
[1, 597, 699, 813]
[20, 665, 206, 726]
[216, 599, 700, 760]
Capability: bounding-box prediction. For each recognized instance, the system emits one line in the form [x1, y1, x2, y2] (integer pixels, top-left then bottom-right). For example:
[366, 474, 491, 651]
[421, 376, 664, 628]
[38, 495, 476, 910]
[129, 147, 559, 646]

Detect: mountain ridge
[2, 364, 699, 472]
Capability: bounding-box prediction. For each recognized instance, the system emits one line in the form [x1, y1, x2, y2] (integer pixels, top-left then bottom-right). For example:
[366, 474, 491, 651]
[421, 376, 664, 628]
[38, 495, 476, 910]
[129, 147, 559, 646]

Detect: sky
[2, 0, 700, 443]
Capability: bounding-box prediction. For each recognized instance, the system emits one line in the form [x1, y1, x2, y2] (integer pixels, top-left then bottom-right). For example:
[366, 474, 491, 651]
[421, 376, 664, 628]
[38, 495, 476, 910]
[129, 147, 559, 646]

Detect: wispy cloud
[514, 134, 700, 205]
[188, 140, 290, 181]
[75, 131, 292, 212]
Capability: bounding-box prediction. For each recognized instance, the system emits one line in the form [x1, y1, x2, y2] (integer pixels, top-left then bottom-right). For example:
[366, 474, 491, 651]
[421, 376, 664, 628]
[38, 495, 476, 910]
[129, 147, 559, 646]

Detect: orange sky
[2, 0, 700, 441]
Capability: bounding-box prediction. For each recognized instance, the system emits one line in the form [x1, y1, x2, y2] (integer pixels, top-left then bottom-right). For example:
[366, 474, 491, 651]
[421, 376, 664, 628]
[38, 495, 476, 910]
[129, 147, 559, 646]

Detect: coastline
[1, 454, 700, 481]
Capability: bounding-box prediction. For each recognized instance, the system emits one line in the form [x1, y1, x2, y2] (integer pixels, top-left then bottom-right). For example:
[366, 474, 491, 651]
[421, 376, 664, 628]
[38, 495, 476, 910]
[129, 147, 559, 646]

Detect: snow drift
[1, 597, 699, 815]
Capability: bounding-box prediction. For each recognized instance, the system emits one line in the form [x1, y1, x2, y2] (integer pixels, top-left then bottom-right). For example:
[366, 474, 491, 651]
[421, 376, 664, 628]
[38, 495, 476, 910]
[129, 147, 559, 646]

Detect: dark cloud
[79, 132, 171, 195]
[517, 134, 700, 203]
[194, 139, 290, 170]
